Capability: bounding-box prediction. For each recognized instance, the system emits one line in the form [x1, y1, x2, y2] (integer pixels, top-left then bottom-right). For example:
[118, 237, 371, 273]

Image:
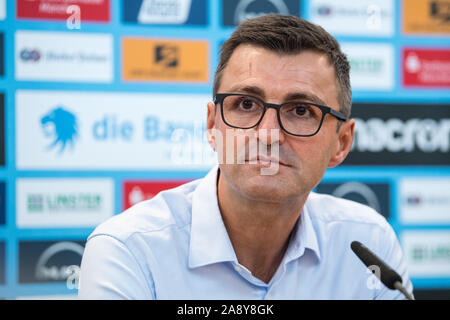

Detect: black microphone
[351, 241, 414, 300]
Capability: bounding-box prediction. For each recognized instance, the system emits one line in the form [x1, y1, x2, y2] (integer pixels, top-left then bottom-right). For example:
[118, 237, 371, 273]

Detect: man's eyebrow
[227, 85, 328, 106]
[284, 93, 327, 106]
[228, 85, 265, 97]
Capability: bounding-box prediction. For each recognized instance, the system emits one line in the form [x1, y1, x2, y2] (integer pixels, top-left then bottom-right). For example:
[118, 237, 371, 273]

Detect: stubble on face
[216, 130, 304, 203]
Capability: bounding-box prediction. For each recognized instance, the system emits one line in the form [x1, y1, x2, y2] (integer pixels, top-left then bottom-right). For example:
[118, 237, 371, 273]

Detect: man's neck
[217, 171, 307, 283]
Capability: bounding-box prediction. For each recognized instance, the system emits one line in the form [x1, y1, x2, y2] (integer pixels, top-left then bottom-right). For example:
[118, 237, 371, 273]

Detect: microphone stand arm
[393, 281, 414, 300]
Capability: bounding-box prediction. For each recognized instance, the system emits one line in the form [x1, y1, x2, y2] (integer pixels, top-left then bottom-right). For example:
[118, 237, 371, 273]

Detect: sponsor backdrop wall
[0, 0, 448, 299]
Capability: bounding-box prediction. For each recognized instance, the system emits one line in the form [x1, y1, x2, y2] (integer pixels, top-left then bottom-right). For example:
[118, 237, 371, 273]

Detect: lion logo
[41, 107, 78, 154]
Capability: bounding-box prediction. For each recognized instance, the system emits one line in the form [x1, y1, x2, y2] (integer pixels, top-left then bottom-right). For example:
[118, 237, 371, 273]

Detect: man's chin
[237, 172, 292, 202]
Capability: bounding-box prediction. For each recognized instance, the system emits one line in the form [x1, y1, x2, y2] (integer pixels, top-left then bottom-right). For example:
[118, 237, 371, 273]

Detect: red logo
[123, 180, 190, 210]
[403, 48, 450, 87]
[16, 0, 110, 22]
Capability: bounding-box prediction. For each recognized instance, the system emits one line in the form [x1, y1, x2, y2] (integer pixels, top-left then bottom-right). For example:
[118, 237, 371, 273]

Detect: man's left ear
[206, 102, 217, 151]
[328, 119, 355, 168]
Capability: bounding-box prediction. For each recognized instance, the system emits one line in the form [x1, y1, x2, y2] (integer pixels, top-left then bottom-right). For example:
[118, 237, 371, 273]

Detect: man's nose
[256, 107, 285, 145]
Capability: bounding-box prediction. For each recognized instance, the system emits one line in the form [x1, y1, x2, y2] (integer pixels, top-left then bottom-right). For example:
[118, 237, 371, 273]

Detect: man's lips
[246, 155, 290, 167]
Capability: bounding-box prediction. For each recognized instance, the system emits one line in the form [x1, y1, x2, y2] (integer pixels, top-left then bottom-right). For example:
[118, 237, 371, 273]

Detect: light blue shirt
[79, 166, 413, 300]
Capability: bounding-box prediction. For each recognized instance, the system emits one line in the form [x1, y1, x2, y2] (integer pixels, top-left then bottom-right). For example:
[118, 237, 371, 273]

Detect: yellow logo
[122, 38, 209, 83]
[403, 0, 450, 34]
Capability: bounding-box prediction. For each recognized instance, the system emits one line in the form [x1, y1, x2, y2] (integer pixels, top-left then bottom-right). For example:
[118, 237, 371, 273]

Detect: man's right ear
[206, 102, 217, 151]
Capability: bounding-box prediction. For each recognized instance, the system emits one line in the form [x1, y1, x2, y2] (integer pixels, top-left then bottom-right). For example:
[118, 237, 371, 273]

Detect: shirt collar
[284, 200, 321, 263]
[188, 166, 321, 269]
[189, 165, 238, 268]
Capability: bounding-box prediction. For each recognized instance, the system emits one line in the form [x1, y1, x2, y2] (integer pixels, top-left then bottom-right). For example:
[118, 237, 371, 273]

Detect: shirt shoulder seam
[87, 233, 155, 298]
[90, 219, 191, 243]
[125, 221, 192, 241]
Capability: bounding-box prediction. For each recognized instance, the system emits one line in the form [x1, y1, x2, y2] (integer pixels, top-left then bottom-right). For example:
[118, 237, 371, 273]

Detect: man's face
[207, 44, 354, 203]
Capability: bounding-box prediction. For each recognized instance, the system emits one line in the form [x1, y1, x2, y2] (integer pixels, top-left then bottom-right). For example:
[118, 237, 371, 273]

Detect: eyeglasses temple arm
[329, 109, 349, 121]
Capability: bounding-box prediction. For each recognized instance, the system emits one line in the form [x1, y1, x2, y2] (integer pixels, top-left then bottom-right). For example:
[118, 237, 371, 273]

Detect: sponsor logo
[16, 0, 110, 22]
[403, 48, 450, 87]
[41, 107, 78, 155]
[16, 90, 216, 170]
[341, 43, 394, 90]
[0, 182, 5, 226]
[123, 0, 207, 25]
[309, 0, 394, 36]
[15, 31, 113, 83]
[123, 180, 190, 209]
[19, 240, 85, 284]
[154, 44, 179, 68]
[343, 103, 450, 165]
[0, 241, 4, 285]
[401, 231, 450, 277]
[430, 0, 450, 23]
[16, 178, 114, 228]
[222, 0, 299, 26]
[413, 245, 450, 264]
[122, 38, 208, 83]
[315, 181, 390, 219]
[400, 178, 450, 224]
[19, 48, 41, 62]
[403, 0, 450, 35]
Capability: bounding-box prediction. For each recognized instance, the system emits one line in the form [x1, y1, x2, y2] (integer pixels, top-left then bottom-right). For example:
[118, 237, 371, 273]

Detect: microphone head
[351, 241, 402, 290]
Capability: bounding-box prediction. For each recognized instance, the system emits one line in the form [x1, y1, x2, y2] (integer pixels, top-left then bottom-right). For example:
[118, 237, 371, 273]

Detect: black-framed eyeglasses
[214, 93, 349, 137]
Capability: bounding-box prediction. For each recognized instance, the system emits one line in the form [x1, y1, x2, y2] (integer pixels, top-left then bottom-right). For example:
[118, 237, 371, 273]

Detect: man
[79, 14, 413, 299]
